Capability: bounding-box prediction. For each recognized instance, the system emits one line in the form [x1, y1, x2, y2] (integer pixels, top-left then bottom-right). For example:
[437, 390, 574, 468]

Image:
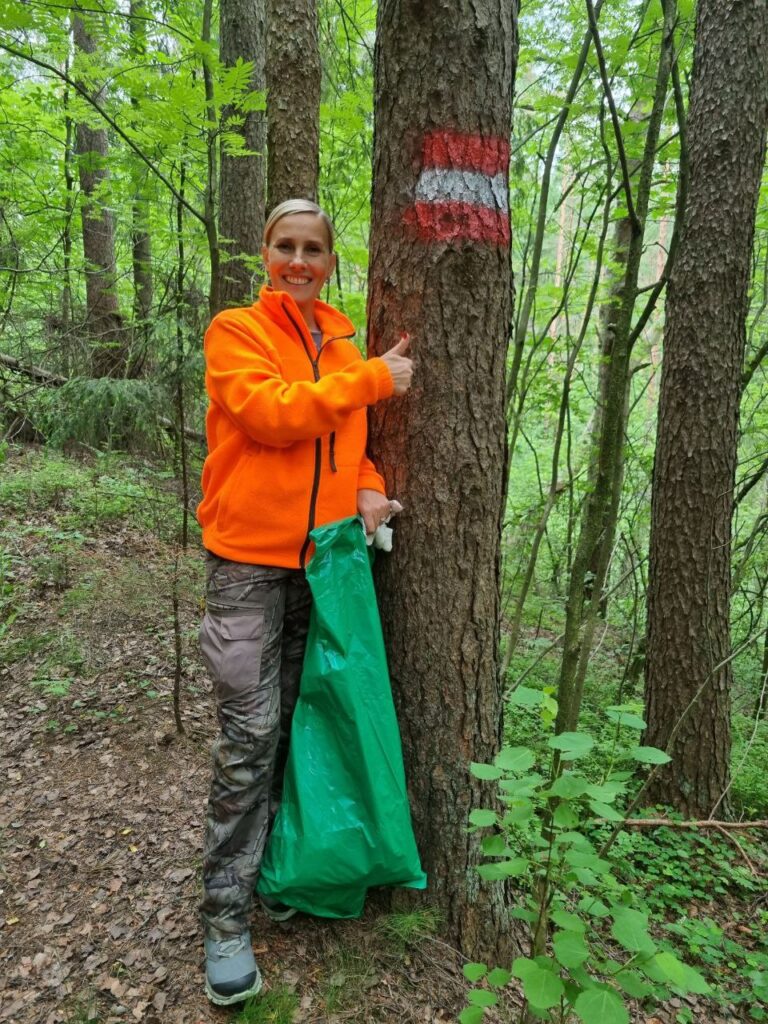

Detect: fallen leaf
[168, 867, 193, 884]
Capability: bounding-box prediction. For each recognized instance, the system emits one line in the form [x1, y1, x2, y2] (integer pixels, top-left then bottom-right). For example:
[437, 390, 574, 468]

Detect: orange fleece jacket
[197, 286, 394, 568]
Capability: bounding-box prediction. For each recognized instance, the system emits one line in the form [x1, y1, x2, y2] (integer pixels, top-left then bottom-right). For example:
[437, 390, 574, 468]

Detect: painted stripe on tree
[415, 169, 509, 212]
[422, 130, 510, 177]
[405, 129, 511, 246]
[403, 202, 510, 245]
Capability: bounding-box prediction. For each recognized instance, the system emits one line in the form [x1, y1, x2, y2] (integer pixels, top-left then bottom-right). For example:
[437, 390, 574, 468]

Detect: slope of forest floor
[0, 443, 765, 1024]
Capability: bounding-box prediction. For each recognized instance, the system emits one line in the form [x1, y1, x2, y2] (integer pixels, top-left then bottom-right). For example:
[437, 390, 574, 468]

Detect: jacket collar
[257, 284, 355, 342]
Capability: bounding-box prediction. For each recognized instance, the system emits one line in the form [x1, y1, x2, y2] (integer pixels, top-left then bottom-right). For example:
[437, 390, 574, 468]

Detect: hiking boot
[259, 894, 298, 922]
[204, 932, 262, 1006]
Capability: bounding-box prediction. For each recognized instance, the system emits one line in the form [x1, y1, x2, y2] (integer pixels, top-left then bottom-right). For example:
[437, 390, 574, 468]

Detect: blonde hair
[263, 199, 335, 251]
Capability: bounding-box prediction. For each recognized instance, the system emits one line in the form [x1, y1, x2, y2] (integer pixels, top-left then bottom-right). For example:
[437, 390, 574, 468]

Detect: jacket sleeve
[205, 314, 394, 446]
[357, 454, 387, 494]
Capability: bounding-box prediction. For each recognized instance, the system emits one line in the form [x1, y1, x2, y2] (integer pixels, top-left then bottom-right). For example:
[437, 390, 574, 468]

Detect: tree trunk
[266, 0, 320, 211]
[128, 0, 153, 375]
[219, 0, 267, 308]
[201, 0, 221, 317]
[643, 0, 768, 817]
[128, 0, 153, 376]
[71, 8, 126, 378]
[367, 0, 518, 960]
[554, 0, 678, 734]
[62, 69, 74, 346]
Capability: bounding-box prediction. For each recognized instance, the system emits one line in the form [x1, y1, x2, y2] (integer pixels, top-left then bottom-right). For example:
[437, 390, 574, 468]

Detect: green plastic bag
[256, 515, 427, 918]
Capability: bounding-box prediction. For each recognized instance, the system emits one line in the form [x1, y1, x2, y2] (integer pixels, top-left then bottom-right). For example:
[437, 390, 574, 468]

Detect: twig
[713, 824, 757, 876]
[622, 818, 768, 830]
[584, 0, 640, 235]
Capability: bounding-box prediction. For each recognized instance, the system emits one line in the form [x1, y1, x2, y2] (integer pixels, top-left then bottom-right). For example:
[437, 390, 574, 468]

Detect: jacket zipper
[282, 301, 354, 567]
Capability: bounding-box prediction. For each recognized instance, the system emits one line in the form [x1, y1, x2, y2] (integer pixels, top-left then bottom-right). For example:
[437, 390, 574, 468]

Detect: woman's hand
[380, 334, 413, 396]
[357, 489, 402, 535]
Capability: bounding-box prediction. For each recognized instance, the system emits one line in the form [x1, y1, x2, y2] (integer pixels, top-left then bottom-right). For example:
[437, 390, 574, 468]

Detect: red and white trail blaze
[403, 129, 511, 245]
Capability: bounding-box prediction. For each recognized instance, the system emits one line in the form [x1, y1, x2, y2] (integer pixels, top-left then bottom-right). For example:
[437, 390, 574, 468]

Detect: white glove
[365, 499, 403, 551]
[366, 521, 394, 551]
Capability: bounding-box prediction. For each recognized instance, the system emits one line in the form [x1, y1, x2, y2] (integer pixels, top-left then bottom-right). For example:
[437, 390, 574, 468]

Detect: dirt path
[0, 520, 470, 1024]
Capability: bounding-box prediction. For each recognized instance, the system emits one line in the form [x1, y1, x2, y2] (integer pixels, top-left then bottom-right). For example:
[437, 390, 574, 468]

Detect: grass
[376, 907, 441, 953]
[231, 985, 300, 1024]
[0, 445, 197, 541]
[320, 944, 378, 1016]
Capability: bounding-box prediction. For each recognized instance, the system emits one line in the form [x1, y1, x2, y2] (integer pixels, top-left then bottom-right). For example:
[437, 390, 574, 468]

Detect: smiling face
[261, 213, 337, 328]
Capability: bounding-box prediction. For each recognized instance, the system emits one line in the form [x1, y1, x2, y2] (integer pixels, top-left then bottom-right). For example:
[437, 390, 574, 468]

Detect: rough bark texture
[266, 0, 320, 211]
[644, 0, 768, 817]
[72, 10, 126, 378]
[129, 0, 153, 373]
[367, 0, 518, 960]
[219, 0, 266, 308]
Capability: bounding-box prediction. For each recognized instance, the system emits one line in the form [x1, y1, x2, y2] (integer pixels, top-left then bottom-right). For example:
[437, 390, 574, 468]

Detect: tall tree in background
[368, 0, 517, 957]
[71, 8, 126, 377]
[553, 0, 681, 734]
[266, 0, 320, 210]
[644, 0, 768, 817]
[128, 0, 153, 373]
[219, 0, 266, 307]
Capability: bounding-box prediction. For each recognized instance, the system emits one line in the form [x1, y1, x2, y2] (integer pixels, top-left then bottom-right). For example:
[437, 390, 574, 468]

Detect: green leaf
[605, 706, 647, 730]
[548, 732, 595, 759]
[512, 958, 565, 1010]
[553, 930, 589, 968]
[463, 962, 487, 983]
[610, 907, 656, 956]
[476, 858, 528, 880]
[510, 907, 538, 922]
[613, 969, 652, 998]
[467, 989, 498, 1008]
[549, 773, 590, 798]
[553, 802, 580, 828]
[470, 762, 504, 780]
[487, 967, 512, 987]
[499, 773, 544, 796]
[585, 781, 625, 803]
[458, 1007, 484, 1024]
[501, 800, 535, 825]
[468, 809, 498, 828]
[652, 952, 710, 994]
[481, 834, 506, 856]
[629, 745, 671, 765]
[508, 685, 543, 707]
[495, 746, 536, 773]
[565, 850, 611, 875]
[551, 909, 586, 933]
[573, 986, 629, 1024]
[588, 800, 624, 821]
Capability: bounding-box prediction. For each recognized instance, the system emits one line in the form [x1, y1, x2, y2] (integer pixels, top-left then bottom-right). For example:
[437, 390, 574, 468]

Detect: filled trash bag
[256, 515, 427, 918]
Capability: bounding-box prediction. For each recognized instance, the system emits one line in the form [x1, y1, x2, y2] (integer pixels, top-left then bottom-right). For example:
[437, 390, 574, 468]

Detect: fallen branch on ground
[0, 351, 205, 444]
[622, 818, 768, 830]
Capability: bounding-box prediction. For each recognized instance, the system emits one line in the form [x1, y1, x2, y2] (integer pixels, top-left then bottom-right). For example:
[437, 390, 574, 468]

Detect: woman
[197, 199, 412, 1006]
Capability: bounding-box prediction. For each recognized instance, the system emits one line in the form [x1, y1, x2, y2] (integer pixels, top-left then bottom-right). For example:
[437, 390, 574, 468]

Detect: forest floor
[0, 443, 764, 1024]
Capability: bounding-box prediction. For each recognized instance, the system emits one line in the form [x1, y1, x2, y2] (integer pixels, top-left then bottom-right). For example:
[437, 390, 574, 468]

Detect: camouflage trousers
[198, 554, 312, 939]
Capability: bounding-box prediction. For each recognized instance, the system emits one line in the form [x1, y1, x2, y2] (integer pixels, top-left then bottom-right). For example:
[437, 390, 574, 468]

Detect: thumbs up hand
[380, 333, 413, 396]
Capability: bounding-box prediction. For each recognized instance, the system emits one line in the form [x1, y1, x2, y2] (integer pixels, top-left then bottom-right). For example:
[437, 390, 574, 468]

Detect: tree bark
[266, 0, 320, 211]
[128, 0, 153, 374]
[219, 0, 267, 308]
[367, 0, 518, 960]
[644, 0, 768, 818]
[71, 8, 126, 377]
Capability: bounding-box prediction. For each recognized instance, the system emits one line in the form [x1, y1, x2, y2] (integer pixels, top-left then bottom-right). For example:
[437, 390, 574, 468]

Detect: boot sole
[205, 973, 263, 1007]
